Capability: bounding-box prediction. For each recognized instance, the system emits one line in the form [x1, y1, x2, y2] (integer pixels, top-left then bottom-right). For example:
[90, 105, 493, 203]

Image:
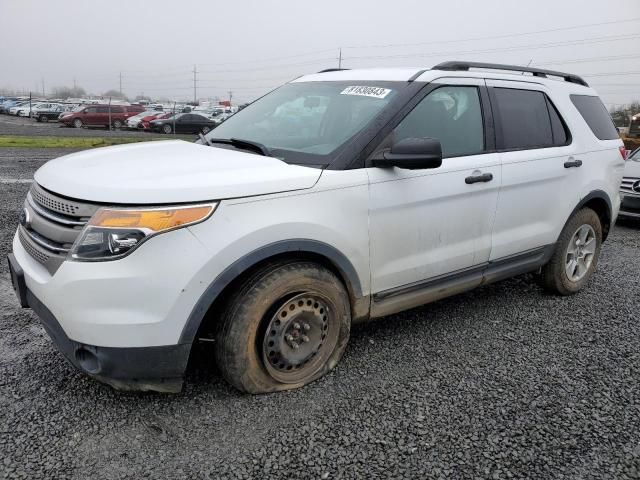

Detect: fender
[179, 239, 365, 343]
[568, 190, 613, 241]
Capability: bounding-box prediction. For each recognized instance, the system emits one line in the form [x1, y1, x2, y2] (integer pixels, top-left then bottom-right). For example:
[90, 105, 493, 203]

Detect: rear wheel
[539, 208, 602, 295]
[73, 118, 83, 128]
[215, 261, 351, 393]
[113, 119, 123, 129]
[162, 124, 172, 134]
[39, 115, 48, 123]
[202, 126, 211, 134]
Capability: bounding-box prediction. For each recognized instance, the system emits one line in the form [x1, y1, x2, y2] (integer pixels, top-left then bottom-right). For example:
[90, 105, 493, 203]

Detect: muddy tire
[215, 261, 351, 394]
[539, 208, 602, 295]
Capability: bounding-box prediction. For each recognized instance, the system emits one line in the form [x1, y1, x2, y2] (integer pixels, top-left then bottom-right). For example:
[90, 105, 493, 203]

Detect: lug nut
[303, 323, 311, 331]
[286, 334, 294, 343]
[302, 335, 310, 343]
[292, 343, 300, 349]
[293, 322, 301, 330]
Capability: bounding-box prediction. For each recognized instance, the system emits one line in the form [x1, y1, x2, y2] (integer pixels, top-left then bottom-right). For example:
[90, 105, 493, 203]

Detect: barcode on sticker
[340, 86, 392, 99]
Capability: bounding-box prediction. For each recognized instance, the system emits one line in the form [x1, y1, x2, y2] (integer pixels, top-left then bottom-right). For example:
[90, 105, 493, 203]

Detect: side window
[96, 107, 109, 114]
[110, 106, 124, 113]
[570, 95, 619, 140]
[546, 97, 569, 146]
[85, 107, 97, 114]
[493, 88, 552, 150]
[393, 85, 484, 158]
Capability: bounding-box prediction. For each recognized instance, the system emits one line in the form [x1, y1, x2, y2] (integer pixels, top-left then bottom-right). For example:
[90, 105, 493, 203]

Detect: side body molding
[179, 239, 366, 343]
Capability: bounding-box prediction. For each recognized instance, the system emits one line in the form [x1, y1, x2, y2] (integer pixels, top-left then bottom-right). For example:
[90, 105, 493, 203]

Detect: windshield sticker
[340, 86, 392, 99]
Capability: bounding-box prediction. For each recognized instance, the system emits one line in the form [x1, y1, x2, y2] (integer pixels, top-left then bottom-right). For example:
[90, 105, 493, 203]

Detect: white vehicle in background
[8, 62, 625, 395]
[29, 103, 61, 117]
[620, 147, 640, 219]
[9, 102, 39, 116]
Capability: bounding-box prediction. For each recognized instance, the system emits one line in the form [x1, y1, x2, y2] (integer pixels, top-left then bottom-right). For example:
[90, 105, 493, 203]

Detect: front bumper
[619, 193, 640, 219]
[8, 224, 214, 392]
[8, 253, 189, 392]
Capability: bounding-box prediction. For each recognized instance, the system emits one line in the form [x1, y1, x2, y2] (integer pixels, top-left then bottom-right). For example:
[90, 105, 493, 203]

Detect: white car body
[9, 63, 625, 392]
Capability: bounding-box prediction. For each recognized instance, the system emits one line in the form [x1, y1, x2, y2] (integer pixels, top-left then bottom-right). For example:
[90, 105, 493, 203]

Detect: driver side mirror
[372, 137, 443, 170]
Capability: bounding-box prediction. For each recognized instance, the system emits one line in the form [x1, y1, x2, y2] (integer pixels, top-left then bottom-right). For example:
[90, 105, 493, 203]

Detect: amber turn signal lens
[89, 205, 215, 232]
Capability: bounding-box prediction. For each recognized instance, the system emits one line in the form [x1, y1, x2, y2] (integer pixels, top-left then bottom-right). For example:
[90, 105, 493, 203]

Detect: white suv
[8, 62, 626, 394]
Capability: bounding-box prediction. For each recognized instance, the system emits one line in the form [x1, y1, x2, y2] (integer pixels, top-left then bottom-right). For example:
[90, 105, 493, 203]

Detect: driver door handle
[465, 172, 493, 184]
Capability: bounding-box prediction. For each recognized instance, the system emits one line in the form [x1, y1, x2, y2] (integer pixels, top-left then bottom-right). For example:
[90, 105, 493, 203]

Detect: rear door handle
[465, 172, 493, 184]
[564, 158, 583, 168]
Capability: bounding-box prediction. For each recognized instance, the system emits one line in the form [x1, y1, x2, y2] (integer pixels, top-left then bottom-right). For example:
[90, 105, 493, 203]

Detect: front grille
[18, 228, 50, 264]
[621, 176, 640, 195]
[31, 186, 80, 216]
[19, 184, 100, 274]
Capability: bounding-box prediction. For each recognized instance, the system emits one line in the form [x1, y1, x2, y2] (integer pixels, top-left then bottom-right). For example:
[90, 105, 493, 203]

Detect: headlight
[69, 203, 217, 261]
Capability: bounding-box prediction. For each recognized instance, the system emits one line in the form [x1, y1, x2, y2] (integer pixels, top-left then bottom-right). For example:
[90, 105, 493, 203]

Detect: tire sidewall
[216, 262, 351, 393]
[553, 208, 602, 294]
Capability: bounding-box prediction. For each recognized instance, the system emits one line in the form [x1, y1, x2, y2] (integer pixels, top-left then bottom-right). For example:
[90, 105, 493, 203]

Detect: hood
[34, 140, 322, 204]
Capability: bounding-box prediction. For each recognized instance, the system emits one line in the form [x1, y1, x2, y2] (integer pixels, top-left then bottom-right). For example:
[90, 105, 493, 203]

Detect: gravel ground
[1, 147, 640, 479]
[0, 114, 193, 138]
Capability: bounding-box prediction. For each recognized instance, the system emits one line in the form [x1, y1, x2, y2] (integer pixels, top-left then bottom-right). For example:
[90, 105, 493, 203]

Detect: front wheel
[73, 118, 83, 128]
[201, 126, 211, 134]
[539, 208, 602, 295]
[215, 261, 351, 393]
[39, 115, 48, 123]
[162, 124, 172, 134]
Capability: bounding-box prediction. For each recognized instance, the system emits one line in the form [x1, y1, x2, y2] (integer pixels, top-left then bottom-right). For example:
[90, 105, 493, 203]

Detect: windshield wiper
[198, 132, 213, 146]
[208, 137, 271, 157]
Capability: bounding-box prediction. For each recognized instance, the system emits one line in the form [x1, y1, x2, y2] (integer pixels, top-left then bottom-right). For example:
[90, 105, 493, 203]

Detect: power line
[343, 33, 640, 62]
[342, 17, 640, 51]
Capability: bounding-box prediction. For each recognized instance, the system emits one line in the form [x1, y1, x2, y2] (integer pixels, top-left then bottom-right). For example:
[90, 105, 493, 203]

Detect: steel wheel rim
[565, 224, 596, 282]
[261, 292, 338, 384]
[163, 124, 171, 133]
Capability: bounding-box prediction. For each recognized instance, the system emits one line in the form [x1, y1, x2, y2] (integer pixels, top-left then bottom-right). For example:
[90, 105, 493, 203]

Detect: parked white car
[620, 147, 640, 218]
[8, 62, 625, 394]
[9, 102, 39, 116]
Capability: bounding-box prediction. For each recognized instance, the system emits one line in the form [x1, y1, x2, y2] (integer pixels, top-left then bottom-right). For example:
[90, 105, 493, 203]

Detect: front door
[368, 78, 501, 296]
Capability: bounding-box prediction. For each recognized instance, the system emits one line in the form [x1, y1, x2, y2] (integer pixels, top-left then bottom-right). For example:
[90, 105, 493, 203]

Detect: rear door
[368, 78, 501, 295]
[486, 80, 580, 259]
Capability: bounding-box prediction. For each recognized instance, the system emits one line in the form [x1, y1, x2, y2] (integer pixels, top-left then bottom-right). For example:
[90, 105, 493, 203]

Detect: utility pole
[119, 72, 122, 96]
[41, 77, 45, 97]
[73, 77, 77, 89]
[338, 48, 342, 69]
[193, 65, 197, 104]
[228, 90, 233, 105]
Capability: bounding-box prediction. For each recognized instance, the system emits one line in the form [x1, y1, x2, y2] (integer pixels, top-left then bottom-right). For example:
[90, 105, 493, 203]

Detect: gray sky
[1, 0, 639, 106]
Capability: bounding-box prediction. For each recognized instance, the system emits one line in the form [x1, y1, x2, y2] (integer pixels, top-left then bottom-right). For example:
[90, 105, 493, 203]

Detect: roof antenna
[522, 59, 533, 75]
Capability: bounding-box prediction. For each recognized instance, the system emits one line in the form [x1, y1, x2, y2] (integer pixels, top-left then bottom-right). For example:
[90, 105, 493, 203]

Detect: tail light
[619, 146, 628, 161]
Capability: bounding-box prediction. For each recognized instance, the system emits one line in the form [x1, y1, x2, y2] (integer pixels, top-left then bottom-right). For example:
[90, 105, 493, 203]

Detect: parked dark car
[34, 105, 68, 122]
[59, 104, 145, 129]
[149, 113, 216, 134]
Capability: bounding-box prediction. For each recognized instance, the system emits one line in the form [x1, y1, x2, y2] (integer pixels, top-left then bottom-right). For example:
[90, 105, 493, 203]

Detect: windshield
[205, 81, 399, 164]
[629, 148, 640, 162]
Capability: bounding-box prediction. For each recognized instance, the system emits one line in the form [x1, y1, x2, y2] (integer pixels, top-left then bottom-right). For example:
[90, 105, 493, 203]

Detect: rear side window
[493, 88, 555, 150]
[96, 107, 108, 113]
[570, 95, 618, 140]
[110, 106, 124, 113]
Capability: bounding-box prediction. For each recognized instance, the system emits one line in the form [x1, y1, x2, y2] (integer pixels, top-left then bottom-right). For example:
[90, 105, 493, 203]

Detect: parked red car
[140, 111, 172, 130]
[59, 104, 145, 129]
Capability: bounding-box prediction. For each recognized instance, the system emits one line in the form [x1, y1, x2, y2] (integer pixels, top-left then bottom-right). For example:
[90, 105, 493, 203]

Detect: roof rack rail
[432, 61, 589, 87]
[317, 68, 350, 73]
